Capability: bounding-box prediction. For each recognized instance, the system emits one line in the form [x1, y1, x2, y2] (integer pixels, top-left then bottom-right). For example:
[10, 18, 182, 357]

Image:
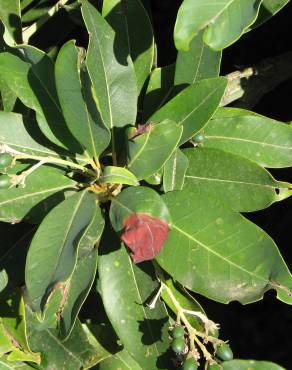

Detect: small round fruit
[0, 153, 13, 168]
[193, 132, 205, 143]
[216, 344, 233, 361]
[172, 325, 185, 339]
[171, 337, 186, 353]
[0, 175, 11, 189]
[208, 364, 221, 370]
[182, 357, 198, 370]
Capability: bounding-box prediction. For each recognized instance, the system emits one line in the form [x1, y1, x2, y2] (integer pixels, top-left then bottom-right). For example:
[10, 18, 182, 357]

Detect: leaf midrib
[85, 3, 114, 130]
[0, 184, 74, 207]
[205, 134, 292, 151]
[185, 175, 283, 190]
[171, 223, 267, 284]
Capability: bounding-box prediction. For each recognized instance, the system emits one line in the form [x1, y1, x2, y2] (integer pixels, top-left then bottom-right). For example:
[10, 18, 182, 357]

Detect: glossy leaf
[0, 112, 87, 163]
[150, 78, 227, 145]
[0, 356, 36, 369]
[156, 188, 292, 304]
[143, 64, 175, 121]
[203, 0, 262, 50]
[184, 147, 291, 212]
[98, 348, 142, 370]
[0, 0, 22, 44]
[175, 30, 221, 86]
[163, 149, 189, 192]
[0, 288, 40, 363]
[59, 209, 104, 339]
[110, 186, 171, 234]
[26, 305, 108, 370]
[55, 41, 110, 159]
[98, 231, 170, 368]
[222, 359, 285, 370]
[252, 0, 289, 28]
[100, 166, 139, 186]
[0, 47, 82, 152]
[25, 190, 96, 311]
[204, 108, 292, 168]
[127, 120, 182, 180]
[0, 77, 17, 112]
[174, 0, 262, 51]
[81, 1, 137, 130]
[0, 166, 77, 224]
[103, 0, 154, 92]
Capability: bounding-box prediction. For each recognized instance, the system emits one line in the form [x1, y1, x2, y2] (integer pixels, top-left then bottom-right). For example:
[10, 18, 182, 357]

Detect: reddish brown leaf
[121, 213, 169, 263]
[129, 123, 152, 139]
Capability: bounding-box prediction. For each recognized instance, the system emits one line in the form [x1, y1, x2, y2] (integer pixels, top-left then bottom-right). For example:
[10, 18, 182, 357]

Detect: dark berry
[171, 337, 186, 353]
[182, 357, 198, 370]
[216, 343, 233, 361]
[172, 325, 185, 339]
[0, 153, 13, 168]
[0, 175, 11, 189]
[193, 132, 205, 143]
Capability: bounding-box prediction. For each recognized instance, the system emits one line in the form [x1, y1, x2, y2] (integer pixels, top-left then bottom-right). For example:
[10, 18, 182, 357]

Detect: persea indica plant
[0, 0, 291, 369]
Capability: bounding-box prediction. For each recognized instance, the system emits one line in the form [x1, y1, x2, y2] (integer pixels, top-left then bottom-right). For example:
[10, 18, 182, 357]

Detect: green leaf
[0, 112, 87, 163]
[175, 30, 221, 86]
[26, 304, 108, 370]
[102, 0, 154, 92]
[59, 209, 105, 339]
[204, 108, 292, 168]
[174, 0, 262, 51]
[163, 149, 189, 192]
[55, 40, 110, 160]
[25, 190, 96, 312]
[127, 120, 182, 180]
[150, 78, 227, 145]
[222, 359, 285, 370]
[251, 0, 289, 29]
[0, 166, 77, 224]
[0, 357, 34, 369]
[156, 188, 292, 304]
[0, 47, 82, 152]
[184, 147, 291, 212]
[81, 1, 137, 130]
[100, 166, 139, 186]
[0, 288, 40, 363]
[203, 0, 262, 50]
[98, 348, 142, 370]
[0, 77, 17, 112]
[0, 0, 22, 44]
[98, 230, 170, 368]
[143, 64, 175, 121]
[110, 186, 171, 232]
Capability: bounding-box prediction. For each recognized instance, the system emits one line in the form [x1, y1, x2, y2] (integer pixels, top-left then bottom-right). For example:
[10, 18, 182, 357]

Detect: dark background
[150, 0, 292, 367]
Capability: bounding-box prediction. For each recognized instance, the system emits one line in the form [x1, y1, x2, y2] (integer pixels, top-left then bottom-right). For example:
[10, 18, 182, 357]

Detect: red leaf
[121, 213, 169, 263]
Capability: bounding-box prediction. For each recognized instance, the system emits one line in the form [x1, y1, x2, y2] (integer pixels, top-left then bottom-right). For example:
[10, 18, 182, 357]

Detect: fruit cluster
[169, 325, 233, 369]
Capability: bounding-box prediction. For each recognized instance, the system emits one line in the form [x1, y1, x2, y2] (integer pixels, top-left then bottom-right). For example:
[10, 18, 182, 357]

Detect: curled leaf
[121, 213, 169, 263]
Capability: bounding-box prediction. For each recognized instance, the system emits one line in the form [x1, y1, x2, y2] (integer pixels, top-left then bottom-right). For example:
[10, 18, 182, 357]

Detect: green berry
[0, 153, 13, 168]
[0, 175, 11, 189]
[193, 132, 205, 143]
[172, 325, 185, 338]
[216, 344, 233, 361]
[208, 364, 221, 370]
[182, 357, 198, 370]
[171, 337, 186, 353]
